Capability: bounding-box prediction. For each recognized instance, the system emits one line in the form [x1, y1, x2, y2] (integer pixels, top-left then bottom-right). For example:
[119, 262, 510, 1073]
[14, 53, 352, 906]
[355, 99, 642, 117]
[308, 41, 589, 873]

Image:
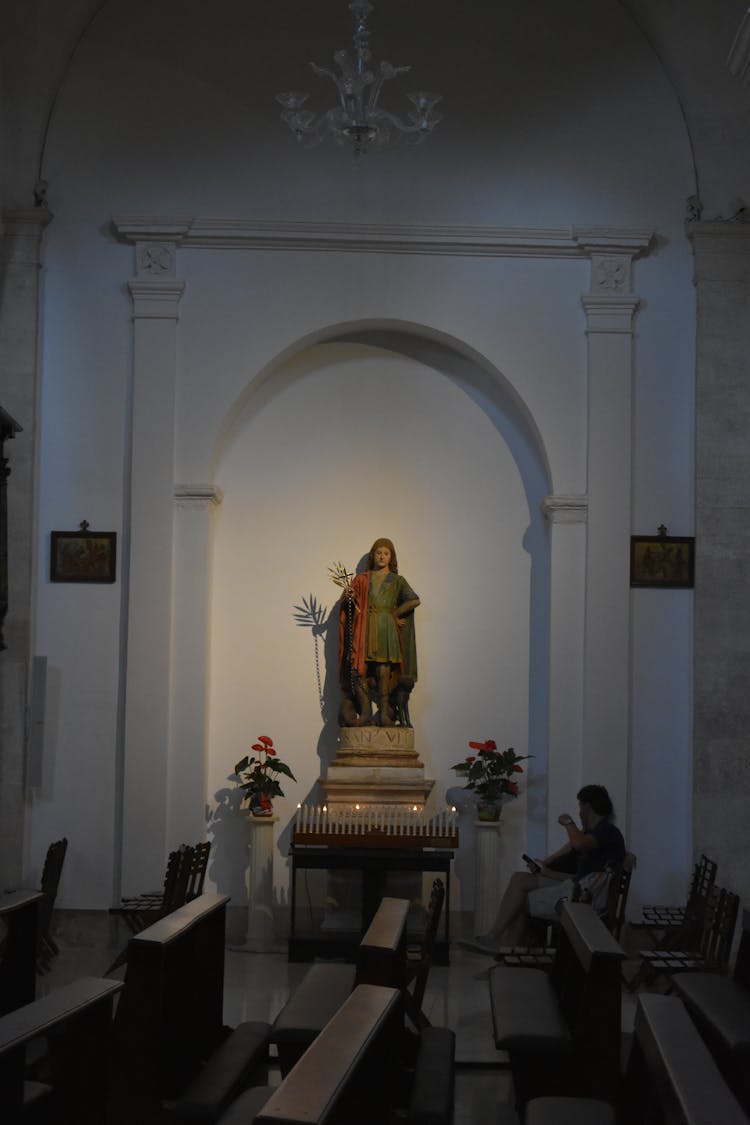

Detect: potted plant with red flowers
[450, 740, 529, 820]
[234, 735, 297, 817]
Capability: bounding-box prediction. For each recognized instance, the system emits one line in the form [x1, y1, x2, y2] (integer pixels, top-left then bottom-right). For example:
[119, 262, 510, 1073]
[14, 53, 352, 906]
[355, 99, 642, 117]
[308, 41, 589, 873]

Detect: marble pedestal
[473, 819, 504, 936]
[244, 814, 282, 952]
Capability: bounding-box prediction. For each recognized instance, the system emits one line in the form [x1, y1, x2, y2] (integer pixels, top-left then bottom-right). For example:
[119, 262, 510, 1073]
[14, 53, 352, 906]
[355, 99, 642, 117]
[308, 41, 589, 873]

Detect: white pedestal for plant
[246, 814, 280, 952]
[473, 818, 504, 936]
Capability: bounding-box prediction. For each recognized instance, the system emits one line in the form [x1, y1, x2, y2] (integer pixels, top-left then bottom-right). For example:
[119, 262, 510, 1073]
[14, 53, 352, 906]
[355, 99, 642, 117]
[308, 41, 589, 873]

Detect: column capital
[1, 208, 53, 264]
[687, 220, 750, 283]
[581, 293, 640, 334]
[127, 277, 185, 319]
[542, 494, 589, 524]
[174, 484, 223, 510]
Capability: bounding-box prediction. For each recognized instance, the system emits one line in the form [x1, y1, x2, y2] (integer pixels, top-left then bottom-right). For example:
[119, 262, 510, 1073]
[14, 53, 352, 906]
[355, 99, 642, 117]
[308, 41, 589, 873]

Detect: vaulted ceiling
[2, 0, 749, 216]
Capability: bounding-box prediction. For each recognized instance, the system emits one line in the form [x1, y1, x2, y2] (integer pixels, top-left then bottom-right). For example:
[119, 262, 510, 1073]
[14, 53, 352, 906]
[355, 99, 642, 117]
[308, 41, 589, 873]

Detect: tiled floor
[42, 938, 637, 1123]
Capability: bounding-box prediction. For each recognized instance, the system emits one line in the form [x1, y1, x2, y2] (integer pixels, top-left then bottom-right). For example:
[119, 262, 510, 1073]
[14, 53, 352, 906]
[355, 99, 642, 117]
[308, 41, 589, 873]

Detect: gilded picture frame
[50, 530, 117, 583]
[630, 534, 694, 589]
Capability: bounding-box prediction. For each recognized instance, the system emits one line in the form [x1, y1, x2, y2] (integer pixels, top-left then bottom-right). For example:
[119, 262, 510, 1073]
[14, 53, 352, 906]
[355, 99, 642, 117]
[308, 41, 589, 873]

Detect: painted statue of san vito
[334, 538, 420, 728]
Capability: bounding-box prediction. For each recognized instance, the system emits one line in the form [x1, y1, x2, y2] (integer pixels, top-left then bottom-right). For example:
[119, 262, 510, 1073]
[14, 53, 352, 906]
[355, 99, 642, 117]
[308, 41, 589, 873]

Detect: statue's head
[368, 537, 398, 573]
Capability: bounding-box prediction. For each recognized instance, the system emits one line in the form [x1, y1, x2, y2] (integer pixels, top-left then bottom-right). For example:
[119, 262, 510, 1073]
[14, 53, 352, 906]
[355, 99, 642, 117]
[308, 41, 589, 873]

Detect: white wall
[25, 0, 697, 915]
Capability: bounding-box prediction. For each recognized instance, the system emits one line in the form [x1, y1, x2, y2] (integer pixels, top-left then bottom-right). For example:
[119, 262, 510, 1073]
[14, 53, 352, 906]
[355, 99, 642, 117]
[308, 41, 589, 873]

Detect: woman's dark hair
[577, 784, 614, 818]
[368, 538, 398, 573]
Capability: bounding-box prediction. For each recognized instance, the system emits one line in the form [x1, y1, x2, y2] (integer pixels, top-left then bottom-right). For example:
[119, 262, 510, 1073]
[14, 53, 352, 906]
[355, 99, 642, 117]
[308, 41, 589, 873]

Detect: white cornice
[542, 495, 589, 523]
[174, 484, 223, 510]
[112, 216, 654, 260]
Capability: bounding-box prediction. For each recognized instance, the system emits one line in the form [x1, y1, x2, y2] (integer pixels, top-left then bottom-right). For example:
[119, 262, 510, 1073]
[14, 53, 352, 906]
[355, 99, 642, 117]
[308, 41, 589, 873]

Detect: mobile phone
[522, 853, 541, 873]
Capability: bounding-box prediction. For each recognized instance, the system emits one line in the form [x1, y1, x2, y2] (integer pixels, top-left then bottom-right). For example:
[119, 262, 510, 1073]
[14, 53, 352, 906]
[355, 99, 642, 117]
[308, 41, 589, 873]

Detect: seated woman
[464, 784, 625, 953]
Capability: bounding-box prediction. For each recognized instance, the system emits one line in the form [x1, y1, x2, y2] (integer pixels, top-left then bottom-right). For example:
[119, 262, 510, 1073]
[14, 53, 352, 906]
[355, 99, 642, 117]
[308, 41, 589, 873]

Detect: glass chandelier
[275, 0, 442, 156]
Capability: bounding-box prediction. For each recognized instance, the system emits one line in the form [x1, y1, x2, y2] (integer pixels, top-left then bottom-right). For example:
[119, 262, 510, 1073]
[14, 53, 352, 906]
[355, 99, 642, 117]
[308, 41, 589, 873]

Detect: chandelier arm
[370, 107, 429, 135]
[365, 62, 409, 114]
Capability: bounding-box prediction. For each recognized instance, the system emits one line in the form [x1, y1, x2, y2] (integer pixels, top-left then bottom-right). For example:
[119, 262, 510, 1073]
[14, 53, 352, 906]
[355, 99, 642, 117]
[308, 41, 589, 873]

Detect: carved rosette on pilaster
[113, 218, 190, 316]
[173, 484, 224, 511]
[541, 494, 588, 524]
[575, 226, 653, 332]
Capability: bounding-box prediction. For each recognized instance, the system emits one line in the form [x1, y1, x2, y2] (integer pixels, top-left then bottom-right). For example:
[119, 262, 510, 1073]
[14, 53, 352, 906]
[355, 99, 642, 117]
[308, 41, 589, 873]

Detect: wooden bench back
[110, 892, 230, 1122]
[0, 975, 123, 1123]
[732, 908, 750, 990]
[355, 896, 409, 988]
[552, 901, 625, 1101]
[0, 890, 43, 1015]
[625, 993, 747, 1125]
[257, 985, 402, 1125]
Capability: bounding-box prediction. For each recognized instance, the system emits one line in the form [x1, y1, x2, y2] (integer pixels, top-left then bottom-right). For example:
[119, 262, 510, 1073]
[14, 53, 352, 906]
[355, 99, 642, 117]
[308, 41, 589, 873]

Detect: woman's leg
[486, 870, 540, 945]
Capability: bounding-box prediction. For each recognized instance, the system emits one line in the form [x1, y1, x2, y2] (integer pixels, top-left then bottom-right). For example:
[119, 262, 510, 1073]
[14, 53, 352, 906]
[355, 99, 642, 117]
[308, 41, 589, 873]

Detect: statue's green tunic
[339, 570, 419, 687]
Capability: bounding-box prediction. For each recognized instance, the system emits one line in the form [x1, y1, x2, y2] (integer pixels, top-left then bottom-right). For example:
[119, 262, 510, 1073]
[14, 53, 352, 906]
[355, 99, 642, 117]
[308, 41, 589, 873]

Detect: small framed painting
[630, 533, 694, 589]
[50, 526, 117, 583]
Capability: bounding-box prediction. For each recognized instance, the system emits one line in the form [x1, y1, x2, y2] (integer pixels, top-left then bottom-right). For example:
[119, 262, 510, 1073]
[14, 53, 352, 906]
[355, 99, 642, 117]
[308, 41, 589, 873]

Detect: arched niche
[204, 320, 555, 906]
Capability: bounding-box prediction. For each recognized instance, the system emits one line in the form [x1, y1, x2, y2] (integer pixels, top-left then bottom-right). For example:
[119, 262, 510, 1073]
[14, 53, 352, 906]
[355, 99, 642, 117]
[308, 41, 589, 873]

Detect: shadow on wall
[207, 594, 343, 898]
[207, 782, 252, 904]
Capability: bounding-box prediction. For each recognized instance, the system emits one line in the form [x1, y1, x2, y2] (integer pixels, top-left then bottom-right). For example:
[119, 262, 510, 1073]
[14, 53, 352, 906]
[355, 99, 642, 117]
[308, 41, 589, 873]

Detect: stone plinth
[322, 725, 431, 808]
[322, 767, 434, 808]
[336, 725, 423, 767]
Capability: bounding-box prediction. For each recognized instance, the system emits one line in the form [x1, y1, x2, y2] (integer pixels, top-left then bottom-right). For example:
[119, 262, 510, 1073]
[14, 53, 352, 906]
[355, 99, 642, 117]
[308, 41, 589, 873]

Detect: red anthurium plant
[234, 735, 297, 807]
[450, 739, 530, 802]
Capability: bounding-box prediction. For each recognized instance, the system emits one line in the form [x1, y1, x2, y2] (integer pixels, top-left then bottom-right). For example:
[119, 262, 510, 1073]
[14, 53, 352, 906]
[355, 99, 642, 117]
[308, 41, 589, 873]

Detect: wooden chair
[599, 851, 635, 941]
[403, 877, 445, 1030]
[35, 837, 68, 975]
[626, 884, 739, 991]
[493, 854, 635, 969]
[631, 852, 717, 946]
[185, 840, 211, 900]
[107, 845, 196, 973]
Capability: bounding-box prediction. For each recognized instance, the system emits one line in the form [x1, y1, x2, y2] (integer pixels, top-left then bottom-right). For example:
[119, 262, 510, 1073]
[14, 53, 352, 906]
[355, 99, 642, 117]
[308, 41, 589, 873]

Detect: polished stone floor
[41, 937, 637, 1124]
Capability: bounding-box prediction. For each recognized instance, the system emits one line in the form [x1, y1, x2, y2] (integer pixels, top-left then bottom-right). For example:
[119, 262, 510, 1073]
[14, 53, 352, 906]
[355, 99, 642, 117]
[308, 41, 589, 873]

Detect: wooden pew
[622, 992, 747, 1124]
[110, 893, 271, 1125]
[0, 975, 123, 1124]
[673, 905, 750, 1114]
[495, 992, 746, 1125]
[0, 891, 43, 1016]
[220, 985, 455, 1125]
[270, 896, 409, 1076]
[260, 985, 401, 1125]
[489, 901, 624, 1107]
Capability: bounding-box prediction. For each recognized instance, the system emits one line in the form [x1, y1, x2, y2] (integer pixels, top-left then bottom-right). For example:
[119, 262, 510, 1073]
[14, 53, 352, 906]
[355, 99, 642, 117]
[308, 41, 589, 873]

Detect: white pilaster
[541, 495, 587, 847]
[0, 208, 52, 890]
[121, 238, 185, 894]
[580, 239, 643, 819]
[168, 485, 223, 847]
